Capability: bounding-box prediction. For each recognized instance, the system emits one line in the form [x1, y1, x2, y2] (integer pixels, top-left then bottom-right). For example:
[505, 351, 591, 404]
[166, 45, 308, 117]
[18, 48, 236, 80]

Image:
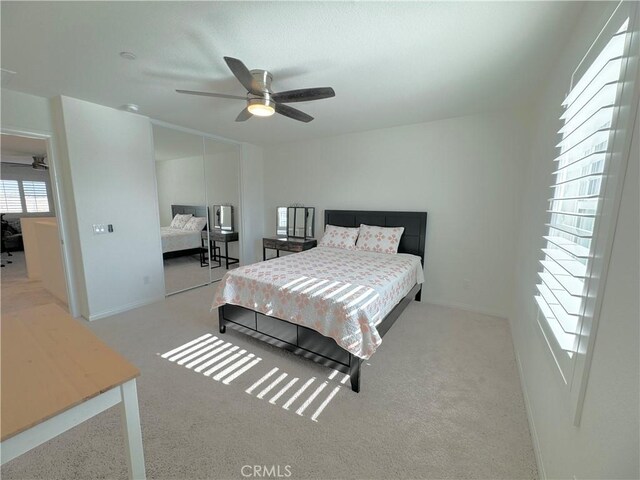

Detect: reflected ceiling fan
[176, 57, 335, 123]
[2, 155, 48, 170]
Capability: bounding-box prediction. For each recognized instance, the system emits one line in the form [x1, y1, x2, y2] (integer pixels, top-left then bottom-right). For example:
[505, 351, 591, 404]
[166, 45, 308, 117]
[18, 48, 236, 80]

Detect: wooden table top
[1, 304, 140, 441]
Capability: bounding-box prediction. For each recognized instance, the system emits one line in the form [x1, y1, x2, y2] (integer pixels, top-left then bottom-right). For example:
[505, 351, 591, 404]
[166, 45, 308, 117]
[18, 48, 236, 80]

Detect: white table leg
[119, 379, 146, 480]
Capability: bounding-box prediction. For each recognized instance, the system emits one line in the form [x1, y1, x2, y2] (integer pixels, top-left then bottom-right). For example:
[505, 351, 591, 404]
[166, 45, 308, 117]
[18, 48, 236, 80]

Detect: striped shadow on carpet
[158, 332, 355, 422]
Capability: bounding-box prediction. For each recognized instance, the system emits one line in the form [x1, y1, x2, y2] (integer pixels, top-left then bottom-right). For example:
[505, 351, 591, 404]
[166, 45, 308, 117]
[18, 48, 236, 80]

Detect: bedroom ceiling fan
[176, 57, 335, 123]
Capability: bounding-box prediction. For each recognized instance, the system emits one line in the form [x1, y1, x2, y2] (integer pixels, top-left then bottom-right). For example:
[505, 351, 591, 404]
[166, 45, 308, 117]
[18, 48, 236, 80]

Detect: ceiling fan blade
[235, 107, 252, 122]
[2, 162, 33, 167]
[176, 89, 246, 100]
[272, 87, 335, 103]
[224, 57, 261, 95]
[275, 103, 314, 123]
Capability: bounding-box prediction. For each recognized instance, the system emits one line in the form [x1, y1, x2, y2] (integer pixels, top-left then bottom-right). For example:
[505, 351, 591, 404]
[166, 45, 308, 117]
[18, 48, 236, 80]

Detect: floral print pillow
[170, 213, 192, 229]
[183, 216, 208, 231]
[355, 224, 404, 254]
[318, 225, 360, 250]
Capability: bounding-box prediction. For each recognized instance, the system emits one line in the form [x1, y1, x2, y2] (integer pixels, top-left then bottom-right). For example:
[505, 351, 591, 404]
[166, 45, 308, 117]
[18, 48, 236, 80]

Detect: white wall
[262, 109, 530, 317]
[52, 96, 165, 320]
[205, 150, 242, 223]
[156, 155, 206, 227]
[510, 2, 639, 478]
[1, 89, 54, 133]
[240, 143, 265, 265]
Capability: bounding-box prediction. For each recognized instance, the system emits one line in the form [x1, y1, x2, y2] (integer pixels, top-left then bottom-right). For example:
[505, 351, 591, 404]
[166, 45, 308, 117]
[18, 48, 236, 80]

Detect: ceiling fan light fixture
[247, 97, 275, 117]
[177, 57, 332, 123]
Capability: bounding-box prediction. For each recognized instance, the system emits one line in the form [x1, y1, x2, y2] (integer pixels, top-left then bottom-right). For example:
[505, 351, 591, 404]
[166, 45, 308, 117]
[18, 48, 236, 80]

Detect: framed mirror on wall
[276, 207, 288, 236]
[279, 206, 315, 238]
[214, 205, 233, 231]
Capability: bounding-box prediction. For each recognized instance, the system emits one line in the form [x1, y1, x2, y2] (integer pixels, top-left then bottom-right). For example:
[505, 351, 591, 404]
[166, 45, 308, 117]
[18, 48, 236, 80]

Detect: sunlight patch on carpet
[159, 333, 351, 423]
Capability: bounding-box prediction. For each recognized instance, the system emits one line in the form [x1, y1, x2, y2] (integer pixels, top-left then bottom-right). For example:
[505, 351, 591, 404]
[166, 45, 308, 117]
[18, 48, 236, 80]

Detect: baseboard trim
[513, 347, 546, 480]
[86, 295, 165, 321]
[422, 298, 507, 319]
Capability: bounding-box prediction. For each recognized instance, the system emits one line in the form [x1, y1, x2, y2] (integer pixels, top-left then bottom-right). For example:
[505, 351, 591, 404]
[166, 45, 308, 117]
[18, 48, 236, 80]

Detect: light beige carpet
[1, 285, 537, 479]
[163, 255, 232, 294]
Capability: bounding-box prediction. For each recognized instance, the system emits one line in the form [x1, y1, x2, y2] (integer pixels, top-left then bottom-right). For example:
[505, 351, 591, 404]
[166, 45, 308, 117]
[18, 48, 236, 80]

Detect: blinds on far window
[0, 180, 23, 213]
[535, 18, 631, 355]
[22, 180, 50, 213]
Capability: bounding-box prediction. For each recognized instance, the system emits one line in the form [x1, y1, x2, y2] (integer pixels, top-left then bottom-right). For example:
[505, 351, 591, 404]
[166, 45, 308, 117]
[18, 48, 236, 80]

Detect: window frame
[534, 1, 639, 426]
[0, 179, 24, 214]
[22, 180, 51, 214]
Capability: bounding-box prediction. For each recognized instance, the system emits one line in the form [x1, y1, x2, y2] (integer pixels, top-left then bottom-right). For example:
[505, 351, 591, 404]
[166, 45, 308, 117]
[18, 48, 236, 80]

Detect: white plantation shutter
[0, 180, 23, 213]
[535, 16, 633, 357]
[22, 180, 50, 213]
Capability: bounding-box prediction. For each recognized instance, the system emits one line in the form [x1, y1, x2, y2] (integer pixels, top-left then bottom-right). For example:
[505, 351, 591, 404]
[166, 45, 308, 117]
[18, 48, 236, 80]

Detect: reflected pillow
[170, 213, 192, 229]
[183, 216, 208, 232]
[355, 224, 404, 254]
[318, 225, 359, 250]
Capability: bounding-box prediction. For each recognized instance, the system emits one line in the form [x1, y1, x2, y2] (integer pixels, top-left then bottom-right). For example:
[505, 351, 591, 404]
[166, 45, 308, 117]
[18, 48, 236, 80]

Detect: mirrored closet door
[153, 125, 210, 294]
[152, 124, 242, 295]
[204, 137, 241, 282]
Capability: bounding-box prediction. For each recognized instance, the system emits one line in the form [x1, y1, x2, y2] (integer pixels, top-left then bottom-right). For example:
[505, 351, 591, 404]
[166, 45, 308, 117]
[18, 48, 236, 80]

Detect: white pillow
[355, 224, 404, 254]
[183, 216, 208, 231]
[317, 225, 359, 250]
[170, 213, 192, 229]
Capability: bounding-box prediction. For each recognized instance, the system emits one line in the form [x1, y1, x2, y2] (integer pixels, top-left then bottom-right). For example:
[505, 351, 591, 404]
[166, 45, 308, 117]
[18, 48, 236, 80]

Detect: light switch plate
[92, 224, 107, 235]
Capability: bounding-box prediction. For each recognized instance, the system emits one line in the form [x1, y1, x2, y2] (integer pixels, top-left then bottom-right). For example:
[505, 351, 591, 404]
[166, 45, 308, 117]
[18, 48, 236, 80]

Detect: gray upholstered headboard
[324, 209, 428, 265]
[171, 204, 209, 231]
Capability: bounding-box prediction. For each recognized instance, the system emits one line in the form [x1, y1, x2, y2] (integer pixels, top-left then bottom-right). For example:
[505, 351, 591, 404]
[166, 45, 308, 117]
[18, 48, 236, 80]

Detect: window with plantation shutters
[22, 180, 50, 213]
[535, 18, 631, 355]
[0, 180, 23, 213]
[534, 2, 638, 423]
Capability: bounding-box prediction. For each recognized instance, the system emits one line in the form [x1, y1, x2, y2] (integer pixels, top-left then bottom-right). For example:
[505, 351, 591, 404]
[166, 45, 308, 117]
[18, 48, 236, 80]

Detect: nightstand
[263, 236, 317, 260]
[202, 230, 239, 269]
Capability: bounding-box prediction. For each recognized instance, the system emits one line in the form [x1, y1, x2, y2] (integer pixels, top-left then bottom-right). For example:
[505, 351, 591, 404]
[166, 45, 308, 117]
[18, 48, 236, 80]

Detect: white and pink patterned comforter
[161, 227, 201, 254]
[211, 247, 424, 359]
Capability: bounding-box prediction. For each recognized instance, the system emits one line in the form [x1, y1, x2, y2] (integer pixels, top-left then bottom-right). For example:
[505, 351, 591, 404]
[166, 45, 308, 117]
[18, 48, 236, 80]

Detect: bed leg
[414, 286, 422, 302]
[218, 306, 226, 334]
[349, 355, 361, 393]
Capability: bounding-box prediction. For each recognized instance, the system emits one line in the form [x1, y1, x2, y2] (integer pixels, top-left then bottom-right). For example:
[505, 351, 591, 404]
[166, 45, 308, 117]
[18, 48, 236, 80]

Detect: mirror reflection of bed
[160, 204, 209, 293]
[152, 125, 241, 295]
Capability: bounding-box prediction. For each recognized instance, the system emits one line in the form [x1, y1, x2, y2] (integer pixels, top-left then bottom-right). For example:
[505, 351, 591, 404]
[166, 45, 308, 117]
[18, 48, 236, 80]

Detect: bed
[212, 210, 428, 392]
[162, 205, 209, 261]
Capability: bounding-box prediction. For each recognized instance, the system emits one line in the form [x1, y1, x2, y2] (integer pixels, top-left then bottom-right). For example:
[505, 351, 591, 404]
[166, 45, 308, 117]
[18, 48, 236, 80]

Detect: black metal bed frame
[218, 209, 428, 392]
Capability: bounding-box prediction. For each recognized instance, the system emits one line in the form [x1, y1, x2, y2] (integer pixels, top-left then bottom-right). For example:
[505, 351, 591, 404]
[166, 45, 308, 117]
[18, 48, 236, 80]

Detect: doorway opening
[0, 133, 70, 315]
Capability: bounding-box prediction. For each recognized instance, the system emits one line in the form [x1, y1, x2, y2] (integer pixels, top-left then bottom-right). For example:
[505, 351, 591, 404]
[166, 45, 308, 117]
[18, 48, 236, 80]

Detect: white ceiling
[1, 1, 584, 145]
[1, 133, 47, 157]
